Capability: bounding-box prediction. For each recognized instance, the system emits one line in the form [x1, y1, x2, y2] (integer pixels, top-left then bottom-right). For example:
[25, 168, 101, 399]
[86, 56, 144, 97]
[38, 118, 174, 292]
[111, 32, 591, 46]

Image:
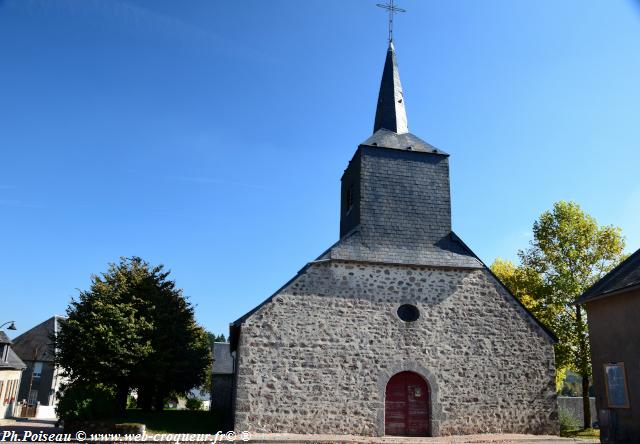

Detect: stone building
[0, 331, 26, 419]
[228, 42, 559, 437]
[577, 247, 640, 443]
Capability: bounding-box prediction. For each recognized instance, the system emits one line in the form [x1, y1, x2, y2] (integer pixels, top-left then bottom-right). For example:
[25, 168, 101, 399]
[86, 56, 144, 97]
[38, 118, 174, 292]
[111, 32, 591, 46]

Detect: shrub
[56, 383, 117, 421]
[185, 397, 203, 411]
[559, 407, 578, 432]
[127, 395, 137, 409]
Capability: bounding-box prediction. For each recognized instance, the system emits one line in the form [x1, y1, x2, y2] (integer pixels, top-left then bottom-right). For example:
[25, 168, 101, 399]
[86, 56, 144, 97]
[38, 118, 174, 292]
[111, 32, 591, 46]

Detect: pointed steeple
[373, 41, 408, 134]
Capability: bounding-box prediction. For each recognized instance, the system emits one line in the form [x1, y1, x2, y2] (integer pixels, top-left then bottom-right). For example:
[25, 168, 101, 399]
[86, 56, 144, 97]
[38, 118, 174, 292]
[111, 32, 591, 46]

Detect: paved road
[0, 418, 61, 433]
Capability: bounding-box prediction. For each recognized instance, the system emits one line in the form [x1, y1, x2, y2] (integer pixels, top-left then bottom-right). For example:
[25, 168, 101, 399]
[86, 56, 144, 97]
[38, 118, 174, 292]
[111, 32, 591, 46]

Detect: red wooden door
[385, 371, 429, 436]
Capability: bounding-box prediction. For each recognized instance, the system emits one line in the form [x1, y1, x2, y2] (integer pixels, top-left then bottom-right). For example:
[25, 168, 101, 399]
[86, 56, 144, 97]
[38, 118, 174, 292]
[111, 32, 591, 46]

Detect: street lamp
[0, 321, 16, 331]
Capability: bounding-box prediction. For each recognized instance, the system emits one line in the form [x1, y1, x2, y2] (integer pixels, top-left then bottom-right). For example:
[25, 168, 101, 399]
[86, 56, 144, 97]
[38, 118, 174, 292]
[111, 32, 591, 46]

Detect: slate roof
[361, 129, 448, 155]
[11, 316, 65, 362]
[0, 331, 11, 345]
[374, 41, 408, 134]
[0, 347, 27, 371]
[212, 342, 234, 375]
[0, 331, 26, 370]
[577, 247, 640, 304]
[319, 229, 483, 269]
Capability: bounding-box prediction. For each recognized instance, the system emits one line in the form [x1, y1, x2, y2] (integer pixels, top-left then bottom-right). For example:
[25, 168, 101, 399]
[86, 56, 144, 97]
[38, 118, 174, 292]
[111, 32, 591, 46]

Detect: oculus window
[397, 304, 420, 322]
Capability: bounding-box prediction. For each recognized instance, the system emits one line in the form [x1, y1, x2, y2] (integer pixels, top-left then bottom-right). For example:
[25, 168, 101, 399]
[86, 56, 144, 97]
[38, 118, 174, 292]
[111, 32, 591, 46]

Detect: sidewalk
[0, 418, 61, 434]
[247, 433, 599, 444]
[0, 421, 600, 444]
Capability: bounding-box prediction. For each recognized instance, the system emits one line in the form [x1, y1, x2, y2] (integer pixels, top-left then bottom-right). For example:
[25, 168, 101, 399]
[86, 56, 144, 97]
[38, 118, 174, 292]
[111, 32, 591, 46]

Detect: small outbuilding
[211, 342, 234, 425]
[0, 331, 26, 419]
[577, 247, 640, 443]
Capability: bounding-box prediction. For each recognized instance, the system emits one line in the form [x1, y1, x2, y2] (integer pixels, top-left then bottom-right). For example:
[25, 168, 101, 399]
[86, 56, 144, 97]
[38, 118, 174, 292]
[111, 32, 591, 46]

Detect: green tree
[207, 332, 226, 346]
[185, 397, 204, 411]
[56, 257, 212, 415]
[131, 268, 211, 412]
[491, 201, 625, 429]
[56, 258, 155, 414]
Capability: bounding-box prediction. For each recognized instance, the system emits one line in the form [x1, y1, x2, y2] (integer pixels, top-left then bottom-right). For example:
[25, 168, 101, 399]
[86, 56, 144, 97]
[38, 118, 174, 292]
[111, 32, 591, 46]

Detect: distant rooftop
[11, 315, 66, 362]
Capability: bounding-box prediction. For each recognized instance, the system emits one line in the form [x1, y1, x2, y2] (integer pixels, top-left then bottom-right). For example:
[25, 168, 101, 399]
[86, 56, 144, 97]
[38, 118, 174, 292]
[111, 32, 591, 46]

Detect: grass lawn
[560, 428, 600, 440]
[114, 409, 228, 434]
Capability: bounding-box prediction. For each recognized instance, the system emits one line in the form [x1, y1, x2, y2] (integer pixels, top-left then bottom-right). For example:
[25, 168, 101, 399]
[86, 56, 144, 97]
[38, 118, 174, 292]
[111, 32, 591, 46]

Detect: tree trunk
[582, 374, 591, 429]
[115, 380, 129, 417]
[576, 306, 592, 429]
[136, 386, 153, 412]
[153, 388, 165, 412]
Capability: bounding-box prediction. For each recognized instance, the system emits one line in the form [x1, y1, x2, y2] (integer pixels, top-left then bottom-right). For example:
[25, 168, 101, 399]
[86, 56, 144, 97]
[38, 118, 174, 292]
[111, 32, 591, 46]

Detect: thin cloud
[172, 175, 268, 191]
[5, 0, 277, 64]
[0, 199, 45, 209]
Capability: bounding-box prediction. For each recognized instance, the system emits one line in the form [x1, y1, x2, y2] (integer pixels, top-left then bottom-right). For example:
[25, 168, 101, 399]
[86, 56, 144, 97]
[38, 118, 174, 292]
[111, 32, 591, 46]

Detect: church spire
[373, 41, 408, 134]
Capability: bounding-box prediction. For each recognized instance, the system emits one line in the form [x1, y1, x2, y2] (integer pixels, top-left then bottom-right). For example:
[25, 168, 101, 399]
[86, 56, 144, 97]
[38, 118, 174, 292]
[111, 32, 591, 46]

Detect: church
[226, 38, 559, 437]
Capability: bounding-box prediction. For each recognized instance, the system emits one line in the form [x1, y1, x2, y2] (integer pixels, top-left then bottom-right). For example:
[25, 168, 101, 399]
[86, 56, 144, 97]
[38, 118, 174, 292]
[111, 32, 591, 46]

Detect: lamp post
[0, 321, 17, 331]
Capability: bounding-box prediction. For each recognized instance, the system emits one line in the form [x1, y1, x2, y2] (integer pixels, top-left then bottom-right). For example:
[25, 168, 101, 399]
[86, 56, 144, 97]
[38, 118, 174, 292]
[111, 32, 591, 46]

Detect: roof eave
[576, 282, 640, 305]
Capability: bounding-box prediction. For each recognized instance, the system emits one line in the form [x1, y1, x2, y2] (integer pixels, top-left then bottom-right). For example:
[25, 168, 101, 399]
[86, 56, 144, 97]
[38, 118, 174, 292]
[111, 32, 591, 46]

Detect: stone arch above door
[376, 362, 443, 437]
[385, 371, 429, 436]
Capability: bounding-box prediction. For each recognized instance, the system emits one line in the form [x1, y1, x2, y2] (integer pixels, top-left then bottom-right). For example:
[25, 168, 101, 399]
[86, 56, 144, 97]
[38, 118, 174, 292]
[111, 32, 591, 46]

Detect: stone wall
[233, 261, 558, 436]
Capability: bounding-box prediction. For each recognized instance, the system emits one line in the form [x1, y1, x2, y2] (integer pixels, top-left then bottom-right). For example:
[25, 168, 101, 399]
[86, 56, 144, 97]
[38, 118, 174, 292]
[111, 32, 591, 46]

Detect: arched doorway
[385, 371, 430, 436]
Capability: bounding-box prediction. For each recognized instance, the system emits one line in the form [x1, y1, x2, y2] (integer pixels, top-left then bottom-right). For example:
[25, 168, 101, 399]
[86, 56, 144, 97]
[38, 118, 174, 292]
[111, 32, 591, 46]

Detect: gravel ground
[246, 433, 598, 444]
[0, 420, 599, 444]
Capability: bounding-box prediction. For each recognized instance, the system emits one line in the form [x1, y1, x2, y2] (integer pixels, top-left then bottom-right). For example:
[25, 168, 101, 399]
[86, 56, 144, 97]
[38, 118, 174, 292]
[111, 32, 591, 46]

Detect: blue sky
[1, 0, 639, 338]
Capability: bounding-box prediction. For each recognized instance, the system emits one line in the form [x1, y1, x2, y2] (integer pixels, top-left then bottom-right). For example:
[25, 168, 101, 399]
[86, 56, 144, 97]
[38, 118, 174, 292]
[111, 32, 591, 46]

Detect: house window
[0, 345, 7, 362]
[28, 389, 38, 405]
[5, 380, 15, 404]
[33, 361, 43, 380]
[604, 362, 630, 408]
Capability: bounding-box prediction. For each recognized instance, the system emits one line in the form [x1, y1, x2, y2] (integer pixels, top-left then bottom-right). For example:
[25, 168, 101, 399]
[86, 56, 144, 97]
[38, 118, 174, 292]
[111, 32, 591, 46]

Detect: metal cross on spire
[376, 0, 406, 43]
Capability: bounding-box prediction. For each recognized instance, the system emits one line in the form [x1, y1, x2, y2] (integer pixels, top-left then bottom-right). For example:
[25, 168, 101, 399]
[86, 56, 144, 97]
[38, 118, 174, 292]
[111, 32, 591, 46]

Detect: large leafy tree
[56, 257, 211, 414]
[492, 201, 625, 429]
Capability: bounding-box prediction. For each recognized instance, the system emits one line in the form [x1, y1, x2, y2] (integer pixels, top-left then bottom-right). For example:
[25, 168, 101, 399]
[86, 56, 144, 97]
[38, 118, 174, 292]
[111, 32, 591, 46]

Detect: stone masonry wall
[233, 261, 558, 436]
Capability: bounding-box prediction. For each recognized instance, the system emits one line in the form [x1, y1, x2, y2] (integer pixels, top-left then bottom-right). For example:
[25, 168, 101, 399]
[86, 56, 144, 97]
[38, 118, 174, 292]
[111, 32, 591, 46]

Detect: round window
[397, 304, 420, 322]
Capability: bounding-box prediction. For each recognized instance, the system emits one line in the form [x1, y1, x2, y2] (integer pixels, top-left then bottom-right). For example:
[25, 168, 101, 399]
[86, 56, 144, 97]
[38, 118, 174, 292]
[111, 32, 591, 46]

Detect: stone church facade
[228, 42, 559, 437]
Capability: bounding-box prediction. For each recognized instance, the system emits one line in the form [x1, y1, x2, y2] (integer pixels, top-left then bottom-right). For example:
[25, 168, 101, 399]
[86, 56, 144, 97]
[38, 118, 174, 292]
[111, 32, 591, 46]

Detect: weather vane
[376, 0, 406, 43]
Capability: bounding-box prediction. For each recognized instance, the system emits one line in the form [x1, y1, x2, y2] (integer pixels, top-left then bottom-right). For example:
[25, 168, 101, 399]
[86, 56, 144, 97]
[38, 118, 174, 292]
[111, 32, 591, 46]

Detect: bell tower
[334, 42, 476, 268]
